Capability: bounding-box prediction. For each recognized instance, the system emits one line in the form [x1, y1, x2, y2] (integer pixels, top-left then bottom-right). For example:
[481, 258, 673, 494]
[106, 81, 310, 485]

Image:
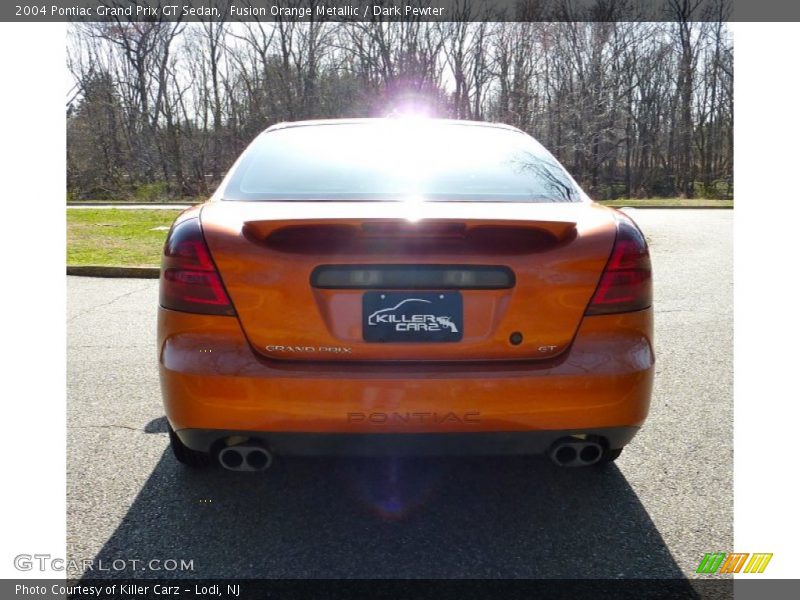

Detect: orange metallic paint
[159, 306, 653, 435]
[158, 121, 653, 448]
[199, 201, 619, 363]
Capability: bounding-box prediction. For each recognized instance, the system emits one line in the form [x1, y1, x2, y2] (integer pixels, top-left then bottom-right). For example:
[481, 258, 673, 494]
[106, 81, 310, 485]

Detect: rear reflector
[160, 216, 235, 316]
[311, 265, 515, 290]
[585, 214, 652, 315]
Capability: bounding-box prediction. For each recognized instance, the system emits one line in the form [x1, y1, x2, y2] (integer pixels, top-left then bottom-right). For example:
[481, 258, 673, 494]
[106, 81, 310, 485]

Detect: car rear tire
[169, 424, 212, 468]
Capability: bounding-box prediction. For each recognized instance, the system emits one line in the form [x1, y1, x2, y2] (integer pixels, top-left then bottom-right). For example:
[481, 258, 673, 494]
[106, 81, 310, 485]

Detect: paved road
[67, 209, 732, 579]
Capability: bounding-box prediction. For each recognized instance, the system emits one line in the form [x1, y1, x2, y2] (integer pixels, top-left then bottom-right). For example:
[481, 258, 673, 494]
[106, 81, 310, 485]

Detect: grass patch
[599, 198, 733, 208]
[67, 209, 183, 267]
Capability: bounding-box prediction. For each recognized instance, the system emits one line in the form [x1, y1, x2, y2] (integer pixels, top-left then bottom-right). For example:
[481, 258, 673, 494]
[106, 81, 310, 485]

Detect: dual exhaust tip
[548, 439, 604, 467]
[216, 438, 606, 470]
[218, 445, 273, 472]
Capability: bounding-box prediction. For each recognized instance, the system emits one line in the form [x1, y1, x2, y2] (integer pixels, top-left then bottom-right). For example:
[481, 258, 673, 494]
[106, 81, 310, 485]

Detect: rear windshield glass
[223, 121, 580, 202]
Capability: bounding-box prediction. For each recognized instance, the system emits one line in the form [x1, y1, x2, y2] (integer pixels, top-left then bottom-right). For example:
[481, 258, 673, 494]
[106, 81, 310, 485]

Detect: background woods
[66, 8, 733, 201]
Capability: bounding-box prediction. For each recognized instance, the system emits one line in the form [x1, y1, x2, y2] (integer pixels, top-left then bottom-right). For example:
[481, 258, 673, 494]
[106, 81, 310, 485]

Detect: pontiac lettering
[347, 411, 481, 424]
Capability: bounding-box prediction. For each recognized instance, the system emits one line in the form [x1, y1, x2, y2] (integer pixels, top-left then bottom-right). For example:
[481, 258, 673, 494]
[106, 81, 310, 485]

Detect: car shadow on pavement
[143, 416, 169, 433]
[86, 439, 691, 581]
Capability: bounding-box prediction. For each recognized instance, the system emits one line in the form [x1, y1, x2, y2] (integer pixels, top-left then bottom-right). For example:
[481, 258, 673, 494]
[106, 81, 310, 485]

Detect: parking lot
[67, 209, 732, 579]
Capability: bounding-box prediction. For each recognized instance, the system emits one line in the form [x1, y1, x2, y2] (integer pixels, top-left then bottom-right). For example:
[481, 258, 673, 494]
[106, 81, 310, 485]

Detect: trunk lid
[200, 200, 617, 362]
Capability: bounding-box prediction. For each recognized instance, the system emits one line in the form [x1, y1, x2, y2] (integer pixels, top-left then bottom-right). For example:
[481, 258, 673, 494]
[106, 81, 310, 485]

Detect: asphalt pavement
[66, 209, 732, 579]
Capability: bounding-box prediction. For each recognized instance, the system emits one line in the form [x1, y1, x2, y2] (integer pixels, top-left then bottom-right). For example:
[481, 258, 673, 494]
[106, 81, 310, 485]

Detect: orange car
[158, 118, 653, 471]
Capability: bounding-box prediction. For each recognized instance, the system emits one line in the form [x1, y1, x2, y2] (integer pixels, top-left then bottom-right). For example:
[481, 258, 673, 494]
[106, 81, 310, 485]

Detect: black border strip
[2, 578, 748, 600]
[3, 0, 763, 23]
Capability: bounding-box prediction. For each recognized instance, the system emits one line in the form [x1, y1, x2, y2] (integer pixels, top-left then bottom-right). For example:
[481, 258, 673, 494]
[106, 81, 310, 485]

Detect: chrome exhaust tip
[549, 439, 604, 467]
[218, 445, 273, 472]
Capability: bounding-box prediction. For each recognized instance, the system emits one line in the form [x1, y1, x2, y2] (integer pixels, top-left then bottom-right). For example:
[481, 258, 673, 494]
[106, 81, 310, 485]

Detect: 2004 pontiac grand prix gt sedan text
[158, 118, 654, 472]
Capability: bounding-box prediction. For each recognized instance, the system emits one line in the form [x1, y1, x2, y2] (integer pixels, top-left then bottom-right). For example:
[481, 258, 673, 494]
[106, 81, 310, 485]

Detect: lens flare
[341, 457, 447, 520]
[384, 99, 436, 120]
[402, 194, 426, 223]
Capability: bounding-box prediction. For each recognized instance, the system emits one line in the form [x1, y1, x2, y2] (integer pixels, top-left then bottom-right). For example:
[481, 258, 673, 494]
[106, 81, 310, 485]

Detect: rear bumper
[159, 307, 654, 454]
[176, 427, 640, 455]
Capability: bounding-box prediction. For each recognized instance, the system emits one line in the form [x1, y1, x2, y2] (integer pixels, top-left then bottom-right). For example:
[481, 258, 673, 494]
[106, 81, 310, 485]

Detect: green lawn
[599, 198, 733, 208]
[67, 209, 183, 267]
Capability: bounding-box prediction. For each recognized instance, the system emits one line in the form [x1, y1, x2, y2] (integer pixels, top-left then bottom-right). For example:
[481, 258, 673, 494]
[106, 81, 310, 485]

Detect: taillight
[159, 216, 235, 316]
[585, 214, 652, 315]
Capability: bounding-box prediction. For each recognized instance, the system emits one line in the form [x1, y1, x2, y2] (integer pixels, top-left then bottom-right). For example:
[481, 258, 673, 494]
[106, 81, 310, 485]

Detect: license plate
[363, 291, 463, 342]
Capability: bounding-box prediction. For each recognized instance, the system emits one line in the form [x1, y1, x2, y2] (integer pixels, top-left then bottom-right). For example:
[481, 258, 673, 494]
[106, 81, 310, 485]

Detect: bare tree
[67, 18, 733, 202]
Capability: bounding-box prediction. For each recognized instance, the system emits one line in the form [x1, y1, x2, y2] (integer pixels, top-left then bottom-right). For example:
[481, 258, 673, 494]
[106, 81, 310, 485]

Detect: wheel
[169, 424, 212, 468]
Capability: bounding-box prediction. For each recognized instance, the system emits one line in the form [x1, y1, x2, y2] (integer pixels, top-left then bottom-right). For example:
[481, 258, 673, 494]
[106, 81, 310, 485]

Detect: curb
[67, 266, 159, 279]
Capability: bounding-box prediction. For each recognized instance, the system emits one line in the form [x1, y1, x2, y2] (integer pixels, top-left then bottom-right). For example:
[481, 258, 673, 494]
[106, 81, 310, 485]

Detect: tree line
[67, 6, 732, 201]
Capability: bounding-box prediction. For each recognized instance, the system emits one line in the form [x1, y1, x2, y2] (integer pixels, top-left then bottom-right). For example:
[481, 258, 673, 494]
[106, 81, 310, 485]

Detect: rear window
[223, 121, 580, 202]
